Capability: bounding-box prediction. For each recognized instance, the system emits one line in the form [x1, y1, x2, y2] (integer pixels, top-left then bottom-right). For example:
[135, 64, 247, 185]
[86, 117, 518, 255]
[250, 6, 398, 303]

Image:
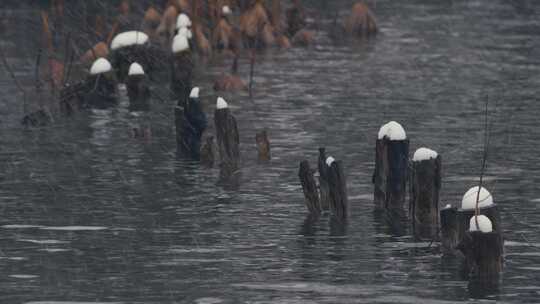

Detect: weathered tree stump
[255, 130, 271, 161]
[175, 87, 208, 160]
[170, 35, 193, 107]
[409, 148, 441, 238]
[214, 97, 240, 178]
[126, 63, 150, 112]
[318, 147, 330, 211]
[84, 58, 117, 109]
[373, 121, 409, 211]
[326, 157, 348, 221]
[457, 230, 503, 279]
[298, 160, 321, 216]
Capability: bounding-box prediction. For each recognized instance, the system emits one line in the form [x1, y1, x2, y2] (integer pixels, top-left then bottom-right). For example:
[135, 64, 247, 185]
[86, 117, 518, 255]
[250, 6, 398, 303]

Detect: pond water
[1, 0, 540, 303]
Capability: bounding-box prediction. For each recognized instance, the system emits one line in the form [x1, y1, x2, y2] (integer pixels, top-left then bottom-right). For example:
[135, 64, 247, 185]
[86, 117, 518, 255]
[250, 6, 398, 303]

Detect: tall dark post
[255, 130, 271, 161]
[409, 147, 441, 238]
[176, 87, 208, 160]
[326, 156, 348, 222]
[318, 147, 330, 210]
[214, 97, 240, 177]
[372, 121, 409, 211]
[298, 160, 321, 216]
[170, 34, 193, 107]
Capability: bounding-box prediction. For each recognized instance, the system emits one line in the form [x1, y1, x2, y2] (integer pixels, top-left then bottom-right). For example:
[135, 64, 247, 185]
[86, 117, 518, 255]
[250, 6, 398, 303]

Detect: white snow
[111, 31, 149, 50]
[172, 34, 190, 53]
[90, 58, 112, 75]
[178, 26, 193, 39]
[176, 13, 192, 29]
[222, 5, 232, 15]
[190, 87, 200, 98]
[413, 147, 438, 162]
[469, 215, 493, 233]
[443, 204, 452, 209]
[377, 121, 407, 140]
[461, 186, 494, 210]
[128, 62, 145, 76]
[216, 97, 228, 109]
[326, 156, 335, 166]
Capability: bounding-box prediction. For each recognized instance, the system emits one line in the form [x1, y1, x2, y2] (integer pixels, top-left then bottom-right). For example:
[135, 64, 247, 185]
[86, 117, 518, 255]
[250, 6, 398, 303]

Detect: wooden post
[126, 63, 150, 112]
[214, 97, 240, 176]
[372, 121, 409, 211]
[200, 135, 215, 167]
[298, 160, 321, 216]
[440, 206, 459, 251]
[326, 157, 348, 221]
[255, 130, 271, 161]
[175, 87, 208, 160]
[318, 147, 330, 210]
[457, 231, 503, 279]
[409, 148, 441, 238]
[170, 39, 193, 107]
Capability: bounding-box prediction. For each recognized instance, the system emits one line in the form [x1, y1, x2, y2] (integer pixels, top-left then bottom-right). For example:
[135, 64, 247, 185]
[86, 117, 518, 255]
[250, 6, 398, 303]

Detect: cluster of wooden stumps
[298, 148, 348, 223]
[298, 121, 503, 285]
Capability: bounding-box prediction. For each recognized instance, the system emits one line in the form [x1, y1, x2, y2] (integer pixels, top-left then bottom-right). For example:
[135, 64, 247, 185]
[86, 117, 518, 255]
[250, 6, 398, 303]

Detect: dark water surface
[1, 0, 540, 303]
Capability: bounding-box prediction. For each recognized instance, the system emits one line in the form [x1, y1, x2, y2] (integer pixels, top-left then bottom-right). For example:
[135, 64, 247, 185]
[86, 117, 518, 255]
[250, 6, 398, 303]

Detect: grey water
[1, 0, 540, 303]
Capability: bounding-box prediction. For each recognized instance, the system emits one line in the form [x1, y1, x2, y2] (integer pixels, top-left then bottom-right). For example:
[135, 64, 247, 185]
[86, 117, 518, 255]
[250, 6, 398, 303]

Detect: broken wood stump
[214, 97, 240, 178]
[318, 147, 330, 211]
[255, 129, 271, 161]
[373, 121, 409, 211]
[298, 160, 321, 216]
[326, 156, 348, 222]
[409, 147, 441, 238]
[175, 87, 208, 160]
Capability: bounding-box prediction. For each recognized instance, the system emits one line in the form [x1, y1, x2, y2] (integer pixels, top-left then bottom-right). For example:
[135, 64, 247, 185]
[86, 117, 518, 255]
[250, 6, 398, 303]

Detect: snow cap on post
[377, 121, 407, 140]
[90, 58, 112, 75]
[469, 215, 493, 233]
[172, 34, 190, 53]
[128, 62, 145, 76]
[111, 31, 149, 50]
[176, 13, 192, 29]
[190, 87, 200, 98]
[461, 186, 494, 210]
[326, 156, 335, 166]
[412, 147, 438, 162]
[216, 97, 228, 109]
[222, 5, 232, 15]
[178, 27, 193, 39]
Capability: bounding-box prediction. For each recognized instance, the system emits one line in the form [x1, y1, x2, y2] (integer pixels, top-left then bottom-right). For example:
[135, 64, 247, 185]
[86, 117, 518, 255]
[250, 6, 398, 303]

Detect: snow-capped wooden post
[175, 87, 208, 160]
[126, 62, 150, 112]
[214, 97, 240, 176]
[457, 215, 503, 279]
[409, 147, 441, 237]
[326, 156, 348, 221]
[372, 121, 409, 211]
[440, 186, 503, 255]
[255, 130, 271, 161]
[170, 34, 193, 108]
[84, 58, 117, 109]
[298, 160, 321, 216]
[318, 147, 330, 210]
[110, 31, 150, 83]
